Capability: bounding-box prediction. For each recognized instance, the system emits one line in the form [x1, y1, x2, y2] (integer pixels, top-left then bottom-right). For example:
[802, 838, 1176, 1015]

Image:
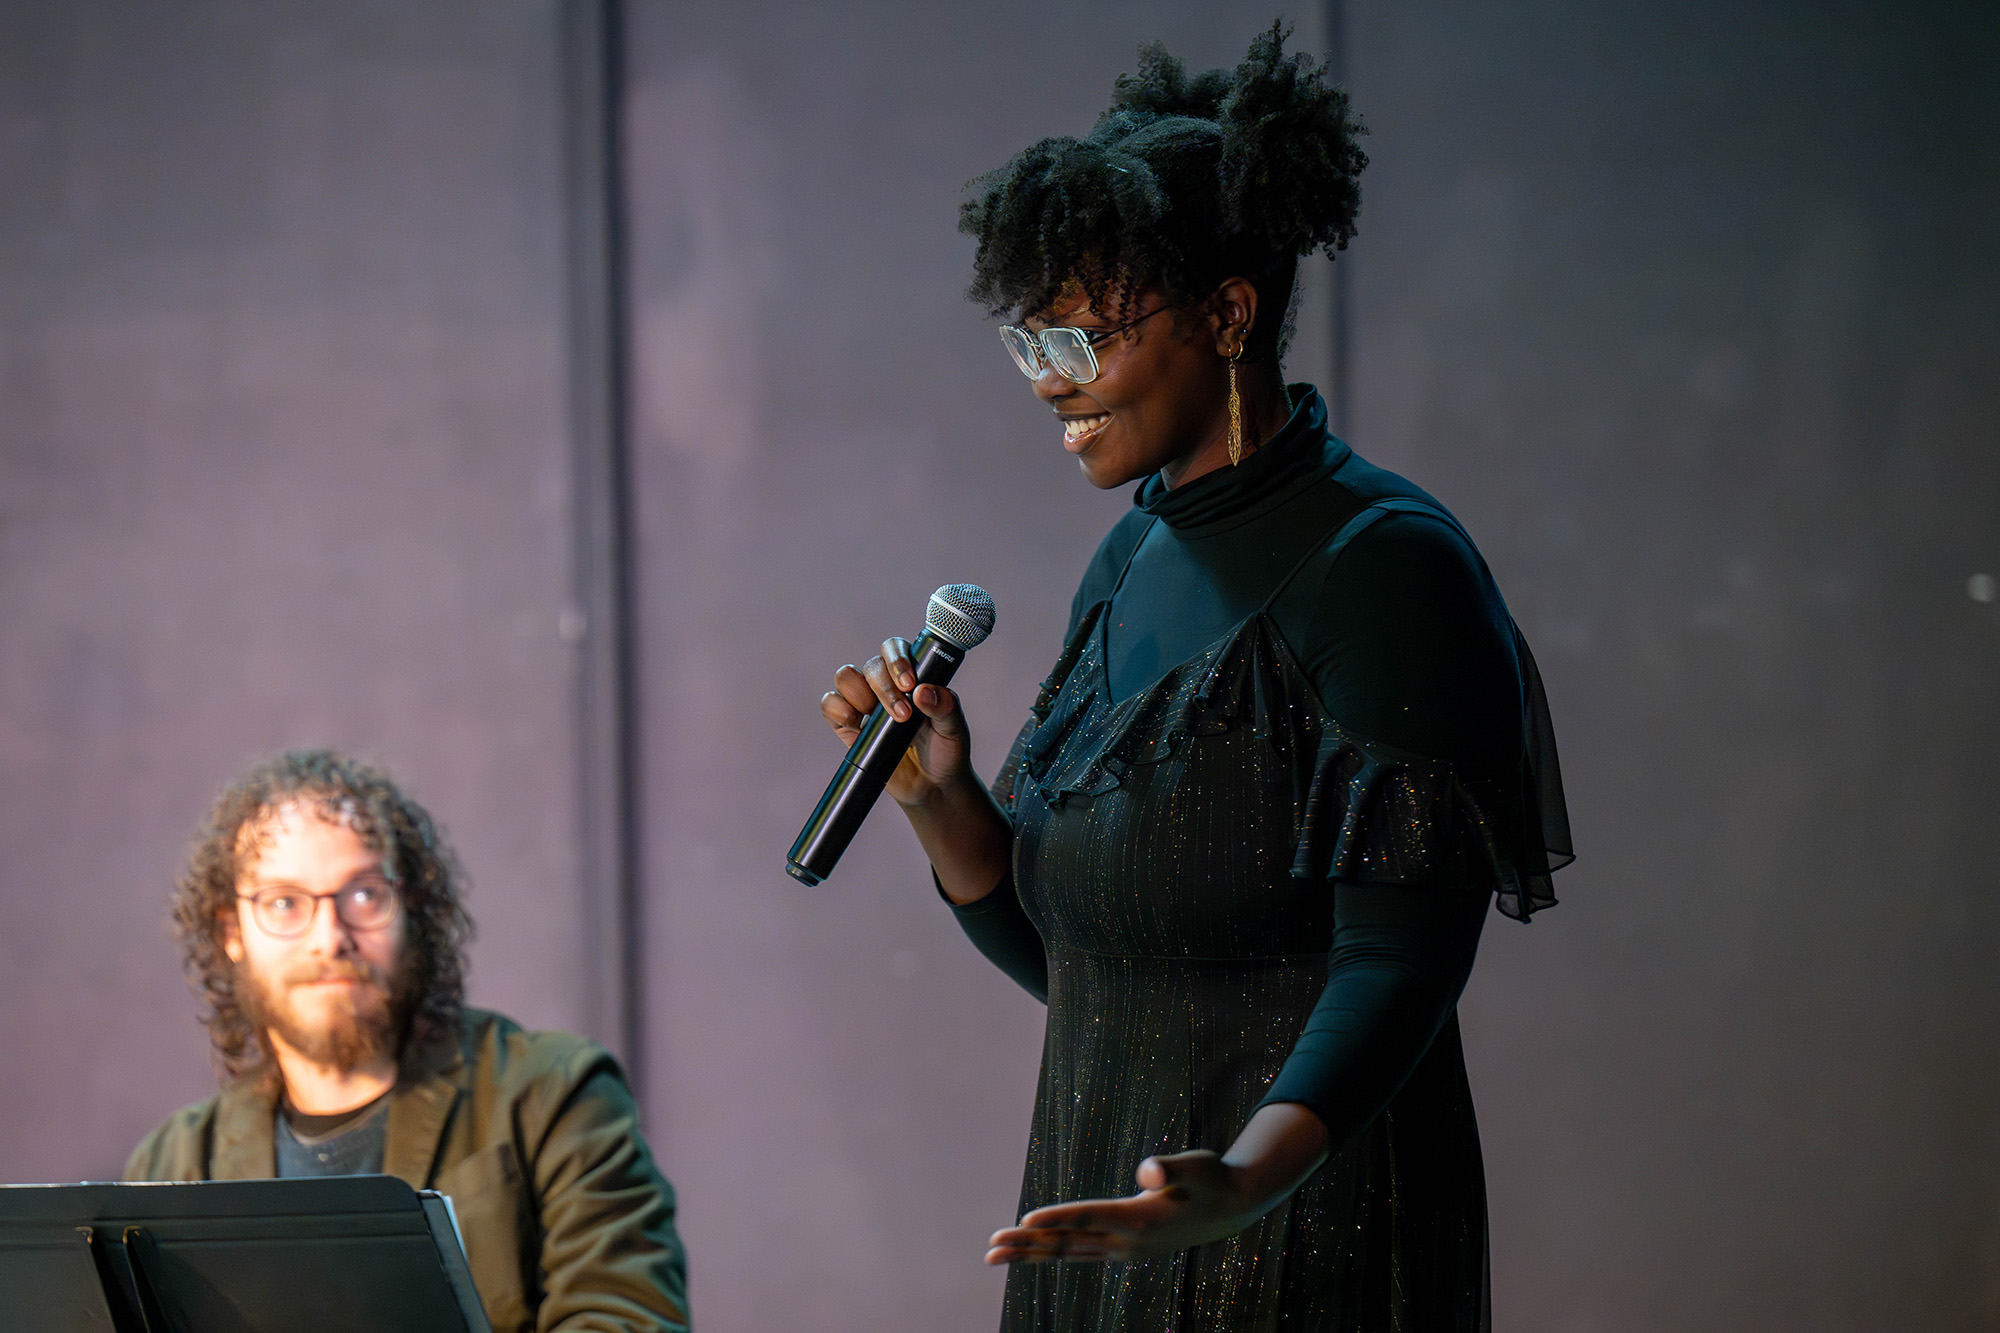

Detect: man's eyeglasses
[998, 305, 1173, 384]
[238, 880, 402, 938]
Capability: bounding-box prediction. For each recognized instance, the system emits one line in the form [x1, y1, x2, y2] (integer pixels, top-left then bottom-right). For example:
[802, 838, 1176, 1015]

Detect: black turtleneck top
[952, 386, 1520, 1148]
[1083, 387, 1521, 770]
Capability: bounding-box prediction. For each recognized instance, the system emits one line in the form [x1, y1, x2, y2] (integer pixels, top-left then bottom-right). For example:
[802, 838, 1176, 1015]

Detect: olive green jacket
[123, 1008, 689, 1333]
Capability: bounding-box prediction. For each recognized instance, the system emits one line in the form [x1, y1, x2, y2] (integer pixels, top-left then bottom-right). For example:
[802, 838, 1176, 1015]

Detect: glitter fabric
[989, 492, 1558, 1330]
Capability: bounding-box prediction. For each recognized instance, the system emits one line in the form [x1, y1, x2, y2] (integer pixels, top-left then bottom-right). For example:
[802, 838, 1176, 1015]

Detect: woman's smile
[1060, 412, 1111, 452]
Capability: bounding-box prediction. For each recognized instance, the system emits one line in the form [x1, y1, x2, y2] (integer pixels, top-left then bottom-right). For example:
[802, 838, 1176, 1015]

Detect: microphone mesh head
[926, 584, 996, 649]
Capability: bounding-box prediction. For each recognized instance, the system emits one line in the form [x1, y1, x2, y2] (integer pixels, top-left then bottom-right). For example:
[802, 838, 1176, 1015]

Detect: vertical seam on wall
[561, 0, 644, 1096]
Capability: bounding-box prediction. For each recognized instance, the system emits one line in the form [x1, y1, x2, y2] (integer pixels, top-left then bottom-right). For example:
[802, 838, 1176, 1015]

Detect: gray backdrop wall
[0, 0, 587, 1168]
[2, 2, 1995, 1330]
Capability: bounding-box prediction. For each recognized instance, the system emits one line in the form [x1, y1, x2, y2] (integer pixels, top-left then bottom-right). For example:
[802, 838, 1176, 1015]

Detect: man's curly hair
[959, 21, 1368, 365]
[172, 749, 473, 1081]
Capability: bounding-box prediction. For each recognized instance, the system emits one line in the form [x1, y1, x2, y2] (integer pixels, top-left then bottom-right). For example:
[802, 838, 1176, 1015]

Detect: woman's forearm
[1218, 1102, 1332, 1220]
[1258, 884, 1489, 1142]
[903, 771, 1013, 905]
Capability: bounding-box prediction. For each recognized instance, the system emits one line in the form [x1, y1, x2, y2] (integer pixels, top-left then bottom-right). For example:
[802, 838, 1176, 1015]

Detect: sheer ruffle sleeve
[1285, 508, 1572, 919]
[1288, 658, 1570, 921]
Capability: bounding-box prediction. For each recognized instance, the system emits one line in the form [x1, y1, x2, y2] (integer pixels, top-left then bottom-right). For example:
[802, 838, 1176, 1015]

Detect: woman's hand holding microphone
[819, 636, 1011, 906]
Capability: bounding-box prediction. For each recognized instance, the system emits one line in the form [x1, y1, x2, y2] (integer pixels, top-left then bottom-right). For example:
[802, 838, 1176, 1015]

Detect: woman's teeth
[1064, 415, 1109, 442]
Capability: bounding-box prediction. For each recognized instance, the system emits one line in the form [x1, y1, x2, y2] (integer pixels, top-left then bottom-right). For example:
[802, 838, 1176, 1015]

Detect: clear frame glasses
[998, 305, 1173, 384]
[239, 879, 402, 938]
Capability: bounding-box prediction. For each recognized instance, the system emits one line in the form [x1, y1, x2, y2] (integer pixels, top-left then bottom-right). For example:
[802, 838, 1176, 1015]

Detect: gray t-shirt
[274, 1095, 389, 1177]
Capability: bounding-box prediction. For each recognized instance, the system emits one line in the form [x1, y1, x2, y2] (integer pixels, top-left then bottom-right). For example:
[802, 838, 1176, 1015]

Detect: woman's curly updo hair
[172, 749, 473, 1080]
[959, 21, 1367, 366]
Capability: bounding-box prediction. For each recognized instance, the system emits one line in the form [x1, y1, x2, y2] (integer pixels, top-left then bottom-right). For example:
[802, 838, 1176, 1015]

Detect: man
[125, 750, 690, 1332]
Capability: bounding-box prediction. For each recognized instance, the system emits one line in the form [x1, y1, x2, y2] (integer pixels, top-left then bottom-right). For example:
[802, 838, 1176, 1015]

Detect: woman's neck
[1161, 369, 1294, 490]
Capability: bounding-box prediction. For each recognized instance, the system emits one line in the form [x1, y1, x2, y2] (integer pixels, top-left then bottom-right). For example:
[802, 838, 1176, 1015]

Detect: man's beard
[239, 951, 417, 1075]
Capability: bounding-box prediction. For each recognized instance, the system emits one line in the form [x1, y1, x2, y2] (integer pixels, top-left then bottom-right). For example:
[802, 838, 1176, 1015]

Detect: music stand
[0, 1175, 492, 1333]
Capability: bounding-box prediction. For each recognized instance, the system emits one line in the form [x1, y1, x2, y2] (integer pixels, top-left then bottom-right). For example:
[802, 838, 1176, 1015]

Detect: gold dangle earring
[1227, 342, 1246, 466]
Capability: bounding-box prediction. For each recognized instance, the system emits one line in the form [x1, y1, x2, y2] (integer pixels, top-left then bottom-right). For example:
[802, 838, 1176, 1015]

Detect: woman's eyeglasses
[998, 305, 1173, 384]
[238, 879, 402, 938]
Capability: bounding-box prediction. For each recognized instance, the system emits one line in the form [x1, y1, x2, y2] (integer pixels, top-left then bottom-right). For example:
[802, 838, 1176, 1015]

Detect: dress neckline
[1134, 384, 1351, 538]
[1089, 588, 1248, 709]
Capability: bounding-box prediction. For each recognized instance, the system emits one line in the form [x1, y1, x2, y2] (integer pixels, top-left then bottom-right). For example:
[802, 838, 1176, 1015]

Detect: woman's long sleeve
[941, 712, 1051, 1003]
[1259, 509, 1519, 1142]
[942, 867, 1049, 1003]
[1257, 883, 1486, 1139]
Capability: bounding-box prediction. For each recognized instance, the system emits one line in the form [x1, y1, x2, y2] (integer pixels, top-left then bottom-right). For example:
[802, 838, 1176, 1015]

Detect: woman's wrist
[1218, 1102, 1331, 1218]
[905, 763, 978, 813]
[904, 771, 1011, 905]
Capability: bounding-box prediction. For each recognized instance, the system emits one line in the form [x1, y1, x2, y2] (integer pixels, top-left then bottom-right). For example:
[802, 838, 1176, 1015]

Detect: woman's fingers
[1018, 1203, 1112, 1233]
[820, 684, 864, 731]
[995, 1219, 1114, 1245]
[910, 684, 966, 739]
[881, 637, 916, 693]
[830, 662, 878, 716]
[984, 1227, 1123, 1265]
[863, 640, 916, 721]
[824, 641, 955, 729]
[988, 1200, 1142, 1266]
[822, 641, 972, 803]
[994, 1236, 1120, 1262]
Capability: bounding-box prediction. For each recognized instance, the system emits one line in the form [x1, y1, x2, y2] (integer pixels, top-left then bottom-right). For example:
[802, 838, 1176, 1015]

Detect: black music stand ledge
[0, 1175, 492, 1333]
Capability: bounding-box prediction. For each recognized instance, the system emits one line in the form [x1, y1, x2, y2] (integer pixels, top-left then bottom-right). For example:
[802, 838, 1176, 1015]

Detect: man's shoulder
[455, 1007, 627, 1108]
[123, 1095, 221, 1181]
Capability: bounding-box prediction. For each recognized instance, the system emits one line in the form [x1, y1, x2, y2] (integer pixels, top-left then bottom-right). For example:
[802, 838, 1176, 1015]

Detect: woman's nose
[1030, 364, 1073, 403]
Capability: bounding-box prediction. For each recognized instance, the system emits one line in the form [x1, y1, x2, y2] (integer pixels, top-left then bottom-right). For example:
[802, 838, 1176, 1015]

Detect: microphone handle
[787, 630, 966, 885]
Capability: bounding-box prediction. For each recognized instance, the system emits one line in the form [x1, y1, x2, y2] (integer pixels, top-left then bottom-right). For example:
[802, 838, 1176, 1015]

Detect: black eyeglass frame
[236, 880, 403, 939]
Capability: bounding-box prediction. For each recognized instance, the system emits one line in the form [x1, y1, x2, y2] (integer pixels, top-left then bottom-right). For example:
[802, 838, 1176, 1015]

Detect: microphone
[787, 584, 996, 885]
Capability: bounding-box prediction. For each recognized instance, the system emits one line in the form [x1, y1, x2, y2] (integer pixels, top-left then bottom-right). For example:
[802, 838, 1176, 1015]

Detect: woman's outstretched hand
[820, 637, 972, 809]
[984, 1103, 1332, 1266]
[985, 1152, 1254, 1265]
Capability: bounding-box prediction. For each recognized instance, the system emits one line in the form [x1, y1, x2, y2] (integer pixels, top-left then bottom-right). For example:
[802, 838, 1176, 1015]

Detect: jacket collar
[210, 1032, 468, 1187]
[209, 1075, 279, 1180]
[383, 1048, 465, 1188]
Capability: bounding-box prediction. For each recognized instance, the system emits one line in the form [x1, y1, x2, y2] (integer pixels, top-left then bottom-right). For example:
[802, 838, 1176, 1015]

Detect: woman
[821, 25, 1569, 1331]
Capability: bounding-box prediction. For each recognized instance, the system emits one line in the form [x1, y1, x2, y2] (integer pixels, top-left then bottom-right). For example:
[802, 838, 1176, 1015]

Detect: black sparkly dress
[953, 389, 1569, 1332]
